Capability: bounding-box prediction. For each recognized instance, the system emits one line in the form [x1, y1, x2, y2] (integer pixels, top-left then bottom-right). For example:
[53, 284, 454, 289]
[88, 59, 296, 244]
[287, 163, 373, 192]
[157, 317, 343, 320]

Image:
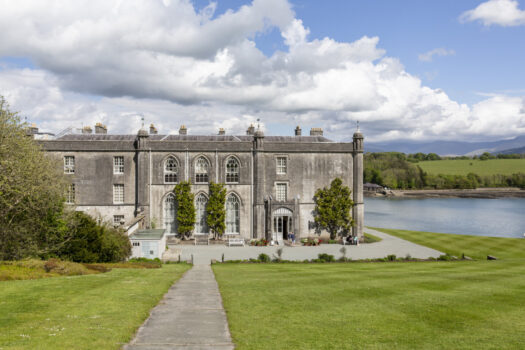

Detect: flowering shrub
[250, 239, 269, 246]
[301, 237, 321, 246]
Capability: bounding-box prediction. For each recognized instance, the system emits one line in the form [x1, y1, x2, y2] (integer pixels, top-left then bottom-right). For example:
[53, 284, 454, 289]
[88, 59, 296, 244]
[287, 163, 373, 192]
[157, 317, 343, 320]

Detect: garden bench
[227, 237, 245, 247]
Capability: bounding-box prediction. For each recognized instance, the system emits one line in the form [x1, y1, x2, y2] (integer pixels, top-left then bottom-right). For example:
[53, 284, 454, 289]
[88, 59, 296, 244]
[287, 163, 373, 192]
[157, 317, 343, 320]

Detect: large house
[39, 123, 364, 242]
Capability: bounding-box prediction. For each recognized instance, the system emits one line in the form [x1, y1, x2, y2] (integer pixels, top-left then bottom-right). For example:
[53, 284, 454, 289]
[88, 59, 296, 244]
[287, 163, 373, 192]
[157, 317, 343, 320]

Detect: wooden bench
[227, 237, 245, 247]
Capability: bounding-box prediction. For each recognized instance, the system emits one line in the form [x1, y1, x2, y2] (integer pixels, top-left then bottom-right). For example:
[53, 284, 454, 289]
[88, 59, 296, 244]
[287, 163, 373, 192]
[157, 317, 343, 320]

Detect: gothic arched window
[195, 157, 209, 183]
[226, 157, 240, 183]
[226, 194, 240, 234]
[164, 157, 178, 184]
[163, 193, 177, 235]
[195, 193, 209, 234]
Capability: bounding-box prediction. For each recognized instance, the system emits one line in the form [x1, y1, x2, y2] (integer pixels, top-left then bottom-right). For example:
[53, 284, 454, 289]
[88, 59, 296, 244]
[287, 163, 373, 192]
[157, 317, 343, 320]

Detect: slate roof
[54, 134, 334, 143]
[129, 229, 166, 240]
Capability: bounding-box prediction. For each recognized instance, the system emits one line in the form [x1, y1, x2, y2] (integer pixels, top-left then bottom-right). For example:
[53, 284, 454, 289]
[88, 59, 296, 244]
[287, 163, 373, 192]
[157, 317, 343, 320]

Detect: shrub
[57, 212, 131, 263]
[386, 254, 397, 261]
[302, 237, 321, 246]
[258, 253, 271, 263]
[438, 254, 452, 261]
[318, 253, 335, 262]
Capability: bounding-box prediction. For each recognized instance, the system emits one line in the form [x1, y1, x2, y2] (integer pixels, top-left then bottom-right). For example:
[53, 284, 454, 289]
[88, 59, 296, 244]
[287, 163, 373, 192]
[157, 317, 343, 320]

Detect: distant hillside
[496, 146, 525, 155]
[365, 135, 525, 156]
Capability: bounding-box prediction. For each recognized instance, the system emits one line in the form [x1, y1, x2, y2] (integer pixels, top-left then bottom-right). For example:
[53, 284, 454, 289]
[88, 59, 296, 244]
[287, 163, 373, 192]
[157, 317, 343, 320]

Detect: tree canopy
[313, 178, 354, 240]
[0, 97, 68, 260]
[207, 182, 226, 240]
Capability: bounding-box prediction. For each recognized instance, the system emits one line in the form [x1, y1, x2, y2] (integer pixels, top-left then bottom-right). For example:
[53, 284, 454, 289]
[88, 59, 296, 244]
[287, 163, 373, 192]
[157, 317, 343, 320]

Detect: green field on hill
[417, 159, 525, 176]
[370, 227, 525, 260]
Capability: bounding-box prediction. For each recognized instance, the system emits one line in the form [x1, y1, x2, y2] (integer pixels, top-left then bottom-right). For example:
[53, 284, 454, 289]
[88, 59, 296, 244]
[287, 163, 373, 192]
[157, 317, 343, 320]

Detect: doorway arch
[272, 207, 293, 242]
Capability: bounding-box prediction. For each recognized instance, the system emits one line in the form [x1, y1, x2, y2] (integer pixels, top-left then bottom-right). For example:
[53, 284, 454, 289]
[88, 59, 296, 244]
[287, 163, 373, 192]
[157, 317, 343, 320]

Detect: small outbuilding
[364, 183, 383, 192]
[129, 229, 166, 260]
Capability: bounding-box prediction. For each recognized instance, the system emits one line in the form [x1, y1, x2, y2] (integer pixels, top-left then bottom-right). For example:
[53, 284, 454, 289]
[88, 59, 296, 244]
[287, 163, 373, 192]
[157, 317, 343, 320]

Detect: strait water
[365, 197, 525, 238]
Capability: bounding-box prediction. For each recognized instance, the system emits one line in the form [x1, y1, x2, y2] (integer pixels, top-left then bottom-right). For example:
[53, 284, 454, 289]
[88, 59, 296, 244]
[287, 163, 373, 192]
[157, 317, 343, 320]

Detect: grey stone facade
[40, 125, 364, 241]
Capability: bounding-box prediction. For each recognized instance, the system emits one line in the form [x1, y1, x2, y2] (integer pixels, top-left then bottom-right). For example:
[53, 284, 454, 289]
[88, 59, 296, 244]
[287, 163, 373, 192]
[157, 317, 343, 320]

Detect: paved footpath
[178, 228, 443, 264]
[125, 229, 441, 349]
[124, 265, 234, 350]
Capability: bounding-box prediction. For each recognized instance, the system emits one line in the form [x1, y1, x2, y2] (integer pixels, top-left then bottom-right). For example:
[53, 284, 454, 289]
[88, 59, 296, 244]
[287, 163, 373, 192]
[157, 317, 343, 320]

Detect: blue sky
[0, 0, 524, 141]
[196, 0, 525, 105]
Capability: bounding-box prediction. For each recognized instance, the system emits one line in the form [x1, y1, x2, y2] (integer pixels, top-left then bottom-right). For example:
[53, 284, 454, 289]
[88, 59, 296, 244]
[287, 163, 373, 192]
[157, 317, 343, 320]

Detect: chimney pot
[149, 124, 158, 135]
[246, 124, 255, 135]
[179, 125, 187, 135]
[82, 126, 92, 134]
[310, 127, 323, 136]
[295, 125, 302, 136]
[218, 128, 225, 135]
[95, 123, 107, 134]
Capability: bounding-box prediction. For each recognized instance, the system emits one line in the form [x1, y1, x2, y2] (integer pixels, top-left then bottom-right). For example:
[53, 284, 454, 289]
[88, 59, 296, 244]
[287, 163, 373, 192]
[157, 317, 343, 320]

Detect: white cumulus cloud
[418, 48, 456, 62]
[460, 0, 525, 26]
[0, 0, 523, 142]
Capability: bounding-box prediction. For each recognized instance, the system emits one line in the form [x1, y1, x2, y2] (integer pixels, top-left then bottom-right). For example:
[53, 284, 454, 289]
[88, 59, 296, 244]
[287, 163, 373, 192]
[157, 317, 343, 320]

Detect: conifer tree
[173, 181, 195, 239]
[207, 182, 226, 240]
[313, 178, 354, 240]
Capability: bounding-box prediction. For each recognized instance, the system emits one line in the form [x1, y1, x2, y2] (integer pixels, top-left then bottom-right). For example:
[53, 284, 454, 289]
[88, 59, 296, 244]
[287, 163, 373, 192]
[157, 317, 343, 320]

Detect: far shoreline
[365, 187, 525, 199]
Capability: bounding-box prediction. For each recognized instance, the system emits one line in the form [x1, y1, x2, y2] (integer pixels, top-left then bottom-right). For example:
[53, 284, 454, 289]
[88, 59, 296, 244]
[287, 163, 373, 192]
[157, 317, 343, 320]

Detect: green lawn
[0, 264, 190, 350]
[417, 159, 525, 176]
[214, 261, 525, 350]
[370, 227, 525, 260]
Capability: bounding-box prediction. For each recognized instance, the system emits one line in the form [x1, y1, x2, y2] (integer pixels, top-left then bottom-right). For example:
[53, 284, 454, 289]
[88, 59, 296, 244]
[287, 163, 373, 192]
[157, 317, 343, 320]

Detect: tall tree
[0, 96, 69, 260]
[173, 181, 195, 239]
[313, 178, 354, 240]
[207, 182, 226, 240]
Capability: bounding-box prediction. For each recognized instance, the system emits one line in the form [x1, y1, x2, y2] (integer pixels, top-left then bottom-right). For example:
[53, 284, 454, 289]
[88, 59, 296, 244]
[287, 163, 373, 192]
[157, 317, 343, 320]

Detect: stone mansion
[39, 123, 364, 242]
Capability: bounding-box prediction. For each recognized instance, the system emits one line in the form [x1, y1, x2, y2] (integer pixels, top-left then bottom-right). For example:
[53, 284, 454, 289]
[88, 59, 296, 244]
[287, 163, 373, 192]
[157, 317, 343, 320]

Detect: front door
[273, 215, 292, 242]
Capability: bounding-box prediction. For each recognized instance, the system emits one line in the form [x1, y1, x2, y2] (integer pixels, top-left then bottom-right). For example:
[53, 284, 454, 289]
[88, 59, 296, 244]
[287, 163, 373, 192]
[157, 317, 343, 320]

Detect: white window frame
[113, 156, 124, 174]
[113, 184, 124, 204]
[225, 157, 240, 183]
[113, 215, 124, 226]
[276, 156, 287, 175]
[163, 193, 177, 234]
[276, 182, 287, 202]
[66, 184, 75, 204]
[64, 156, 75, 174]
[226, 194, 240, 234]
[164, 157, 178, 184]
[195, 193, 209, 234]
[195, 157, 209, 184]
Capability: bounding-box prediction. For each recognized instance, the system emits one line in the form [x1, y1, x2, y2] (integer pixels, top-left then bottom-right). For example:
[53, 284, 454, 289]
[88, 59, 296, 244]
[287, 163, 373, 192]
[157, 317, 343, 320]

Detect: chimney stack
[25, 123, 39, 137]
[310, 127, 323, 136]
[218, 128, 225, 135]
[246, 124, 255, 135]
[82, 126, 92, 134]
[295, 125, 302, 136]
[95, 123, 107, 134]
[149, 124, 158, 135]
[179, 125, 187, 135]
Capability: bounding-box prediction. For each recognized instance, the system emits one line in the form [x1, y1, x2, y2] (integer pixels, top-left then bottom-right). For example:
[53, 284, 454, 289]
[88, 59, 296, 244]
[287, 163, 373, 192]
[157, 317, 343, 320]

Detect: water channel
[364, 197, 525, 238]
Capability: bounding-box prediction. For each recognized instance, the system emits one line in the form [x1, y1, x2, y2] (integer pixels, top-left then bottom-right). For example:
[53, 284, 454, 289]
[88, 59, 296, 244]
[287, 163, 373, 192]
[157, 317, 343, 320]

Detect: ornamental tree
[173, 181, 195, 239]
[0, 96, 69, 260]
[313, 177, 354, 240]
[207, 182, 227, 240]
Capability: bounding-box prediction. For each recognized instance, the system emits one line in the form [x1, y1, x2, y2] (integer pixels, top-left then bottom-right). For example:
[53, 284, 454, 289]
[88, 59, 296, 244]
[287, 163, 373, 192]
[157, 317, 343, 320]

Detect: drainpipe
[250, 146, 254, 239]
[149, 148, 152, 226]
